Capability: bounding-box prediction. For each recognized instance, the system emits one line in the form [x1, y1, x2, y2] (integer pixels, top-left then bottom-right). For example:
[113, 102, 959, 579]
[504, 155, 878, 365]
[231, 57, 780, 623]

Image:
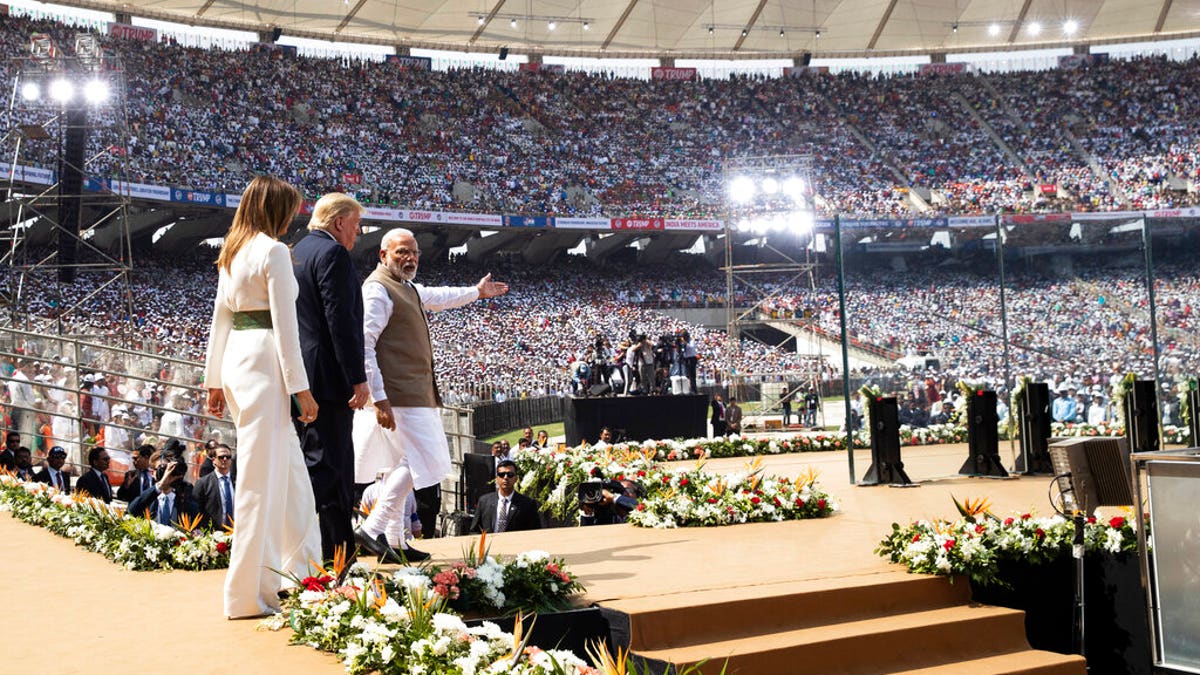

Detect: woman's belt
[231, 310, 273, 330]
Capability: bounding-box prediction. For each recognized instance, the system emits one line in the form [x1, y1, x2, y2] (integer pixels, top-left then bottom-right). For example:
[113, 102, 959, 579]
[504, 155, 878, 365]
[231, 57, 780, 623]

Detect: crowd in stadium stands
[2, 16, 1199, 220]
[9, 244, 1200, 410]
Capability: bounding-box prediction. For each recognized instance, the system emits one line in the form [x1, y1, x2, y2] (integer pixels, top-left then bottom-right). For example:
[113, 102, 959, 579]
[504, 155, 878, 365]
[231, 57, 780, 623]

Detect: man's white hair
[380, 227, 416, 252]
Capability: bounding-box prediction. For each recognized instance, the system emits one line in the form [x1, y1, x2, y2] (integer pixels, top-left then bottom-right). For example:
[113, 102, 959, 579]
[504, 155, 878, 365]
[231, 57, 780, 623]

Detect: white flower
[432, 612, 468, 635]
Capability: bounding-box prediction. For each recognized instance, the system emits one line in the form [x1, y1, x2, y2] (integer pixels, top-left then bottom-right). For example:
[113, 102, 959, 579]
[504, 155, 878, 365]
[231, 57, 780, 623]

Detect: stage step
[608, 572, 971, 652]
[605, 572, 1086, 675]
[889, 651, 1087, 675]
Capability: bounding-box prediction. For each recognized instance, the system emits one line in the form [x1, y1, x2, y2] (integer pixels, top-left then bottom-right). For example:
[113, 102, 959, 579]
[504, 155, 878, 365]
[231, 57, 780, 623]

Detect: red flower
[636, 471, 646, 478]
[773, 497, 782, 507]
[912, 534, 921, 543]
[817, 498, 827, 510]
[943, 539, 956, 550]
[177, 537, 187, 546]
[1086, 516, 1097, 525]
[679, 478, 689, 486]
[216, 541, 230, 554]
[707, 498, 717, 504]
[1003, 517, 1014, 526]
[616, 474, 625, 481]
[750, 496, 761, 505]
[974, 524, 986, 534]
[661, 475, 670, 483]
[1109, 516, 1126, 529]
[1035, 528, 1045, 539]
[795, 498, 805, 507]
[1020, 513, 1032, 520]
[301, 575, 333, 592]
[637, 503, 646, 511]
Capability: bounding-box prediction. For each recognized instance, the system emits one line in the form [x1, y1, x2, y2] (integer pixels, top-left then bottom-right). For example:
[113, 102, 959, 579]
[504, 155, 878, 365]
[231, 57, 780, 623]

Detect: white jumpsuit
[204, 232, 321, 618]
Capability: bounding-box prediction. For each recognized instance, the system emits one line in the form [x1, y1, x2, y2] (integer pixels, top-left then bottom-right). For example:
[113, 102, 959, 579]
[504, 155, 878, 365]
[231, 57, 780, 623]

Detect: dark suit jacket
[193, 471, 235, 527]
[127, 483, 201, 527]
[470, 491, 541, 533]
[32, 467, 70, 492]
[0, 449, 14, 471]
[117, 468, 154, 503]
[710, 400, 725, 424]
[75, 469, 112, 502]
[291, 230, 366, 403]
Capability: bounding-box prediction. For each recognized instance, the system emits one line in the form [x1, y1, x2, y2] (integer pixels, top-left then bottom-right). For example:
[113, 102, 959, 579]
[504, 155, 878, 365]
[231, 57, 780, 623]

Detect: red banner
[918, 63, 967, 76]
[519, 63, 565, 74]
[107, 145, 127, 157]
[108, 23, 158, 42]
[1039, 184, 1057, 196]
[1006, 213, 1071, 224]
[611, 218, 665, 230]
[650, 67, 697, 81]
[343, 172, 363, 185]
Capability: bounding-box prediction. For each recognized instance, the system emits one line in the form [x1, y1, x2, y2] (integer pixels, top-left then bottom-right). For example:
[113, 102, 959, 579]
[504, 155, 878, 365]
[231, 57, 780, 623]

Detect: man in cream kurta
[353, 228, 508, 559]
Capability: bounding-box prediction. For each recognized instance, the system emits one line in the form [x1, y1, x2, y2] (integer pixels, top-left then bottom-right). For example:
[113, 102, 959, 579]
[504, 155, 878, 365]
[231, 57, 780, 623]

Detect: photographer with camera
[127, 446, 201, 528]
[590, 335, 611, 390]
[626, 333, 655, 395]
[578, 476, 642, 526]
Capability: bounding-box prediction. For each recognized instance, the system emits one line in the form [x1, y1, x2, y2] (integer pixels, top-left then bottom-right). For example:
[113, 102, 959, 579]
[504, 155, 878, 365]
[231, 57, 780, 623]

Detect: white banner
[664, 219, 723, 231]
[554, 217, 610, 230]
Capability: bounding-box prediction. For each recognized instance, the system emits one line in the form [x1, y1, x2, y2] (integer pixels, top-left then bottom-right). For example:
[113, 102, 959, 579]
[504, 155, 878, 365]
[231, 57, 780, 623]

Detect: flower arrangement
[512, 447, 838, 527]
[0, 473, 231, 571]
[266, 541, 595, 675]
[875, 496, 1143, 587]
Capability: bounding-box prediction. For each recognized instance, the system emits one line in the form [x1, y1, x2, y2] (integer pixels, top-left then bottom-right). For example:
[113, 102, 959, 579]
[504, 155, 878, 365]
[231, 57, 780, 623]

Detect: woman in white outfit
[204, 176, 321, 619]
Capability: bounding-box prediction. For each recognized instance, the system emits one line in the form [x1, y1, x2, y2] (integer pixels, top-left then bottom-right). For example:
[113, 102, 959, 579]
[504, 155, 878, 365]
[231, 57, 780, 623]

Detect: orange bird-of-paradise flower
[222, 516, 235, 534]
[795, 467, 820, 490]
[477, 531, 488, 561]
[174, 511, 204, 534]
[371, 577, 389, 611]
[586, 639, 631, 675]
[707, 479, 726, 497]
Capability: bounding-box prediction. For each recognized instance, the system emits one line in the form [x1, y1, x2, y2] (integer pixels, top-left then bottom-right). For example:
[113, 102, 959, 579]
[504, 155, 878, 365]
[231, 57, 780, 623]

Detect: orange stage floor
[0, 442, 1088, 674]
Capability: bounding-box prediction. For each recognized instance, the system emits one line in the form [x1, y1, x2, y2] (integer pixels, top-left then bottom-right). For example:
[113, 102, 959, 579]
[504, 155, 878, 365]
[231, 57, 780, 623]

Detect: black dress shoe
[353, 525, 398, 560]
[399, 545, 430, 562]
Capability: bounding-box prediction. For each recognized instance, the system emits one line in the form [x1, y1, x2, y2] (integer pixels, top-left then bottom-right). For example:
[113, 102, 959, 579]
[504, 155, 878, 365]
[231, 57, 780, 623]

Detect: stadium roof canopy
[54, 0, 1200, 59]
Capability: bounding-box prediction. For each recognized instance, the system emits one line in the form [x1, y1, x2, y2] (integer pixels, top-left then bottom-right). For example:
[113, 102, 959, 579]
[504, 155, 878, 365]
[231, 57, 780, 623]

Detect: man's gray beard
[387, 261, 416, 281]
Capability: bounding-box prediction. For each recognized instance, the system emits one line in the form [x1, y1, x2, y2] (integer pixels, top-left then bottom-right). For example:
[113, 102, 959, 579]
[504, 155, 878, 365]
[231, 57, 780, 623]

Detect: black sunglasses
[215, 455, 233, 460]
[496, 471, 517, 478]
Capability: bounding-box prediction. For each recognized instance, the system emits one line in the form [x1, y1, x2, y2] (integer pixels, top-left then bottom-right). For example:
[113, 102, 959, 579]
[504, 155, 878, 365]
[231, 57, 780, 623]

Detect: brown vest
[366, 264, 441, 408]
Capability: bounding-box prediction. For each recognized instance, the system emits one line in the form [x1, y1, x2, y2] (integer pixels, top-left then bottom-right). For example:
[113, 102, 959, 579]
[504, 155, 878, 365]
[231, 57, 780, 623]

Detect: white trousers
[220, 330, 321, 618]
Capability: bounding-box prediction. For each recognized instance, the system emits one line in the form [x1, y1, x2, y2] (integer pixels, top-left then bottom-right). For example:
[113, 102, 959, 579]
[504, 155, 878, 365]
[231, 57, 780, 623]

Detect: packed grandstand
[1, 13, 1198, 219]
[1, 12, 1199, 408]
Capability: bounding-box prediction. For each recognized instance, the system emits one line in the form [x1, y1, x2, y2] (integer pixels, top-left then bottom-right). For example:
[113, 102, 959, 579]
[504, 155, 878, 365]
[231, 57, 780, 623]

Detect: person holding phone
[204, 176, 321, 619]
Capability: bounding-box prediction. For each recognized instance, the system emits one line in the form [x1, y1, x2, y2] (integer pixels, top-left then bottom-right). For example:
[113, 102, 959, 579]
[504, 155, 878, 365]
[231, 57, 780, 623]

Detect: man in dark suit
[116, 444, 155, 503]
[13, 447, 34, 481]
[292, 193, 371, 561]
[74, 446, 113, 502]
[710, 394, 726, 437]
[0, 430, 18, 471]
[470, 460, 541, 533]
[193, 445, 236, 528]
[32, 446, 70, 492]
[127, 454, 200, 528]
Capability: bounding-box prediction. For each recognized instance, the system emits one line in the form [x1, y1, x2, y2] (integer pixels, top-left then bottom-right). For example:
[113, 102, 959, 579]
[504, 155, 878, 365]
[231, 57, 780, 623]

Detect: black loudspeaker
[270, 27, 282, 42]
[460, 453, 496, 512]
[57, 105, 87, 284]
[1016, 382, 1053, 474]
[861, 397, 914, 486]
[1123, 380, 1159, 454]
[499, 46, 509, 60]
[588, 383, 610, 397]
[800, 51, 812, 66]
[1188, 386, 1200, 451]
[1049, 437, 1133, 516]
[960, 390, 1008, 477]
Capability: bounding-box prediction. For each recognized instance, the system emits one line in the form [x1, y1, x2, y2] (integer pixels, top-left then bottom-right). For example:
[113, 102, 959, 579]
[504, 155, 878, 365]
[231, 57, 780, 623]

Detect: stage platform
[2, 442, 1094, 674]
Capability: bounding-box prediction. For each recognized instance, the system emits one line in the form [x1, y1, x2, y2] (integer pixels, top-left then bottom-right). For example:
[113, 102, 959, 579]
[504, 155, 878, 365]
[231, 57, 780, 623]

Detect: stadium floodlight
[783, 177, 806, 200]
[1027, 21, 1042, 36]
[762, 177, 779, 195]
[49, 78, 74, 103]
[510, 18, 517, 28]
[20, 82, 40, 101]
[547, 21, 556, 31]
[729, 176, 756, 204]
[477, 16, 485, 26]
[988, 23, 1001, 37]
[583, 22, 590, 31]
[83, 79, 110, 104]
[1063, 19, 1079, 35]
[790, 210, 815, 234]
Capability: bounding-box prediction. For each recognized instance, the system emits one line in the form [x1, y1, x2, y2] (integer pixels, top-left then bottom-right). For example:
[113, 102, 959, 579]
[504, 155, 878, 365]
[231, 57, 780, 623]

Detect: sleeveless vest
[365, 264, 441, 408]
